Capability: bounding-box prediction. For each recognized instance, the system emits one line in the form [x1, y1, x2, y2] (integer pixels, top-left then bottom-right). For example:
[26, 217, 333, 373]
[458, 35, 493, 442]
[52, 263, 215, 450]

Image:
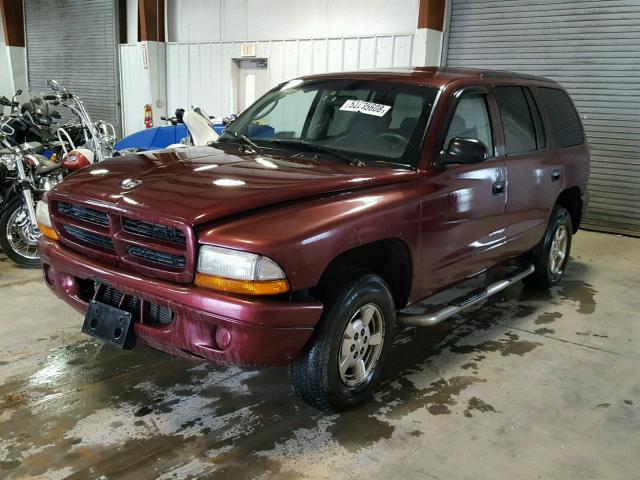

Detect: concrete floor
[0, 230, 638, 480]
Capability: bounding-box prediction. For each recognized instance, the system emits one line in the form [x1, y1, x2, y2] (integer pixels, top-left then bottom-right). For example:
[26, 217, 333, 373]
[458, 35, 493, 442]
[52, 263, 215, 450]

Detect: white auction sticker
[340, 99, 391, 117]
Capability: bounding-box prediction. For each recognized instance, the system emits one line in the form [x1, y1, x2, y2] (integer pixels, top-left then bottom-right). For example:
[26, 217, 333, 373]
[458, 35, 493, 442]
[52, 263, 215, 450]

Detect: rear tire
[524, 205, 572, 289]
[288, 272, 396, 411]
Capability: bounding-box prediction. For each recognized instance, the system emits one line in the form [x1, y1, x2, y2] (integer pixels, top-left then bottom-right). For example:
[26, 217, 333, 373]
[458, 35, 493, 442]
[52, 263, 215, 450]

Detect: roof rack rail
[478, 70, 555, 83]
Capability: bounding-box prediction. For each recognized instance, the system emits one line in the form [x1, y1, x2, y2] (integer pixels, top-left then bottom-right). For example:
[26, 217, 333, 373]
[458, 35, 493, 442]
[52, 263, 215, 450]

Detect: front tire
[288, 273, 396, 411]
[0, 198, 42, 268]
[524, 205, 572, 289]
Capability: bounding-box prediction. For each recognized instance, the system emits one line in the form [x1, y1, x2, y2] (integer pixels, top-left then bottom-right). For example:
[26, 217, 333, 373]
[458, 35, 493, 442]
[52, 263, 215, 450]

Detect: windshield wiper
[216, 130, 264, 154]
[269, 139, 364, 166]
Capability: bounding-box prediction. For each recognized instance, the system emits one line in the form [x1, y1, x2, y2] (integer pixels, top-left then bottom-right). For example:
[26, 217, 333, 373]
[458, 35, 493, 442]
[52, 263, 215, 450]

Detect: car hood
[52, 147, 416, 227]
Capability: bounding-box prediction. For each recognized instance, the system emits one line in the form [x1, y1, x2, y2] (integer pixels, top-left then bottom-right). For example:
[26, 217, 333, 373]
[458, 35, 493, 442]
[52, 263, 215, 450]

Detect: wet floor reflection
[0, 263, 599, 479]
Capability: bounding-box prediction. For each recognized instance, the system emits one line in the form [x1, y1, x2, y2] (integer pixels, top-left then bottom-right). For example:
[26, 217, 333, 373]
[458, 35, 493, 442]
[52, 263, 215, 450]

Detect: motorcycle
[1, 90, 81, 161]
[114, 107, 228, 152]
[43, 79, 116, 170]
[0, 116, 64, 267]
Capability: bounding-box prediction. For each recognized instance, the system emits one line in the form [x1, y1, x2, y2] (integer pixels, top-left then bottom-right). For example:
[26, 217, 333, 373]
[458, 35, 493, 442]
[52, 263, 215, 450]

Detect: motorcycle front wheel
[0, 198, 42, 268]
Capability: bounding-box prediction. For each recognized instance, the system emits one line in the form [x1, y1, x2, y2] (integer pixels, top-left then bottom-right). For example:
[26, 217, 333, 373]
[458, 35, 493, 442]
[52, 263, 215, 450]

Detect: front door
[417, 87, 507, 297]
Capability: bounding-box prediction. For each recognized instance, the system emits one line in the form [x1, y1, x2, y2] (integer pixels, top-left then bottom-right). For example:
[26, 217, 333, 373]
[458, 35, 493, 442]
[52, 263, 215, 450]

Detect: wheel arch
[313, 238, 413, 310]
[555, 186, 583, 233]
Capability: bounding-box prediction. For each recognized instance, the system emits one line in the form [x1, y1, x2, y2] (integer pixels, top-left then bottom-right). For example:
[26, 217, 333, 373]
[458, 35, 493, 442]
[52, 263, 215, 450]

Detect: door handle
[492, 180, 505, 196]
[551, 169, 561, 181]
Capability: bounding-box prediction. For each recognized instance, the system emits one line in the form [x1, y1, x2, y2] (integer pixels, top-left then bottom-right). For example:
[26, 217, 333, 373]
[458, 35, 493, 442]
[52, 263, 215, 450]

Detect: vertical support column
[411, 0, 447, 67]
[120, 0, 166, 135]
[0, 0, 28, 101]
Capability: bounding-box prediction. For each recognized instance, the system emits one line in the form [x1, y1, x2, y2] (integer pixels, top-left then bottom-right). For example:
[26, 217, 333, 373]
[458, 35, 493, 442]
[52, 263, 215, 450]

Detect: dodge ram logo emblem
[121, 178, 141, 189]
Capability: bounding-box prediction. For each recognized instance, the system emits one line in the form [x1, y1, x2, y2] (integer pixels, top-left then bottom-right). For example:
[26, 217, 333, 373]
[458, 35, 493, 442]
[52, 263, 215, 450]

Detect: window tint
[538, 87, 584, 148]
[444, 94, 493, 156]
[495, 86, 537, 155]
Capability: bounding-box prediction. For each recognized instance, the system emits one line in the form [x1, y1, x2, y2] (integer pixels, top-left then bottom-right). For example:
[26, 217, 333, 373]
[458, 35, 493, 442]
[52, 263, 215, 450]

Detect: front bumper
[39, 237, 323, 366]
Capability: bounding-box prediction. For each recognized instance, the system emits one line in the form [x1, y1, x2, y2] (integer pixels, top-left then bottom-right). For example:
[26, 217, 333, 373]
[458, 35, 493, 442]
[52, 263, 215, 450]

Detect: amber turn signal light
[194, 273, 289, 295]
[38, 223, 59, 241]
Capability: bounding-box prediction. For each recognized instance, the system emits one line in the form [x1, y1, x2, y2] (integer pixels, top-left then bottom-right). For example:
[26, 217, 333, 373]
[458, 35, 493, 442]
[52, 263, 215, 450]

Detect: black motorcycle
[0, 116, 64, 267]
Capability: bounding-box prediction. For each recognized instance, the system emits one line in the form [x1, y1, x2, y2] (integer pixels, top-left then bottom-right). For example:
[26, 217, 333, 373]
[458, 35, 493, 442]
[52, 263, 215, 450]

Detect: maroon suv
[38, 68, 589, 410]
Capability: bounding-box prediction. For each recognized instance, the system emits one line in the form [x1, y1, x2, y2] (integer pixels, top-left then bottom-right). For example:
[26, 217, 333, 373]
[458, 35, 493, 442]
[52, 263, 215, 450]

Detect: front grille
[123, 218, 186, 245]
[53, 199, 192, 282]
[128, 245, 186, 269]
[81, 281, 174, 326]
[65, 225, 114, 250]
[58, 202, 109, 226]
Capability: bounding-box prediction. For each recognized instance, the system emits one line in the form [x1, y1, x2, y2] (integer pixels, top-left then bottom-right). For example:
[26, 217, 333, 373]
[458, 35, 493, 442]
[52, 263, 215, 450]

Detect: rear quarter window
[538, 87, 585, 148]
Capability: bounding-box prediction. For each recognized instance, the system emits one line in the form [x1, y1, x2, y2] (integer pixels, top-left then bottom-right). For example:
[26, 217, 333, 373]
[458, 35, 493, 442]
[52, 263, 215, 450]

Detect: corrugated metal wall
[444, 0, 640, 236]
[24, 0, 120, 133]
[164, 34, 414, 123]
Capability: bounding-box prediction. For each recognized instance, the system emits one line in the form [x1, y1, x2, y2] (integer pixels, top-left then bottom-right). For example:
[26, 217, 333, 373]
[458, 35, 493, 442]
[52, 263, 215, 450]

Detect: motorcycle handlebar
[43, 93, 73, 101]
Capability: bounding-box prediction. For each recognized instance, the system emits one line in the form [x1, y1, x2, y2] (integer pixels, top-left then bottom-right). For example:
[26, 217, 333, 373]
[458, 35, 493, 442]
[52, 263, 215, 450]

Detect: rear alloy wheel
[524, 205, 572, 289]
[289, 273, 395, 411]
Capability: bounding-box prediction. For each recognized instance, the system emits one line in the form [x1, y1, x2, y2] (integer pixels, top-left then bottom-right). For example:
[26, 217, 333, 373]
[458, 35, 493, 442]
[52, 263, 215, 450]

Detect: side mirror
[51, 110, 61, 119]
[15, 89, 23, 96]
[438, 137, 487, 165]
[0, 96, 10, 106]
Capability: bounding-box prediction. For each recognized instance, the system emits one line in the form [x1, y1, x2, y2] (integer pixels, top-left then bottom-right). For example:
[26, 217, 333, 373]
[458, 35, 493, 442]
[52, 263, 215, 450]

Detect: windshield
[218, 79, 439, 169]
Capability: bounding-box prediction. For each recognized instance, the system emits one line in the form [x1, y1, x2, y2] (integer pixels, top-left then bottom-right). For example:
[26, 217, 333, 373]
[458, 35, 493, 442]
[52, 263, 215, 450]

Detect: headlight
[36, 200, 58, 240]
[195, 245, 289, 295]
[0, 154, 17, 171]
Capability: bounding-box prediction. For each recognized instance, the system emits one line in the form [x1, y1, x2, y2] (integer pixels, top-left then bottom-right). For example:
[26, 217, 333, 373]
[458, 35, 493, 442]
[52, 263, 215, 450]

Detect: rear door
[494, 84, 557, 252]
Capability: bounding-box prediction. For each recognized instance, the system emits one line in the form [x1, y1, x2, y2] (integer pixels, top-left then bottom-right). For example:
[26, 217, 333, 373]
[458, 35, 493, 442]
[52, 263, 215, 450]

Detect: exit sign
[241, 43, 257, 57]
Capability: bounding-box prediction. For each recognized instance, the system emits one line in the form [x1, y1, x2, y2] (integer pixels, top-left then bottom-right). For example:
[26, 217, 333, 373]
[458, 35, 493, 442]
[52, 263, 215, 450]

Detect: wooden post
[417, 0, 446, 32]
[138, 0, 165, 42]
[0, 0, 25, 47]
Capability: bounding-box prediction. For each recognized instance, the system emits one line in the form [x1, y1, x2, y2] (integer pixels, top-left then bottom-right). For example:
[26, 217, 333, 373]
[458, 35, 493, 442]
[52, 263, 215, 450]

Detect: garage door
[444, 0, 640, 236]
[24, 0, 120, 133]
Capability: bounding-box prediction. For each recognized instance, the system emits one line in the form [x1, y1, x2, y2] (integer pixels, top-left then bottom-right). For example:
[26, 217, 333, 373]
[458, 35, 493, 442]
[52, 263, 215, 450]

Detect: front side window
[495, 86, 539, 155]
[538, 87, 584, 148]
[219, 79, 439, 168]
[444, 93, 494, 156]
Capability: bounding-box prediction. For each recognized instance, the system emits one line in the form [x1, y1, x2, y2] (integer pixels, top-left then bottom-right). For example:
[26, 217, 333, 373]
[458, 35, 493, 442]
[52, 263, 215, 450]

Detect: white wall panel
[124, 34, 414, 131]
[359, 37, 376, 70]
[298, 40, 313, 77]
[343, 38, 360, 71]
[375, 36, 394, 68]
[327, 38, 343, 73]
[118, 44, 149, 135]
[312, 39, 328, 74]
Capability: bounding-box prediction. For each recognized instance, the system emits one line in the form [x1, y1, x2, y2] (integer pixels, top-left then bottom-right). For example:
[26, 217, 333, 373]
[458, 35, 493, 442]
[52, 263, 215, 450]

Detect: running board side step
[397, 264, 535, 327]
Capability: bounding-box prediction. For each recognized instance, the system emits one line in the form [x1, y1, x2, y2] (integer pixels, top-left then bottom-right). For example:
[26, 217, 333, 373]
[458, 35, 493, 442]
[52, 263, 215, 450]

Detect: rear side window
[538, 87, 584, 148]
[495, 86, 538, 155]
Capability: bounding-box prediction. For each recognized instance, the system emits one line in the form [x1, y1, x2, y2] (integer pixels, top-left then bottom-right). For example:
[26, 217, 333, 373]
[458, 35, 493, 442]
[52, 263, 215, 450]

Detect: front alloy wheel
[289, 272, 396, 411]
[338, 304, 385, 387]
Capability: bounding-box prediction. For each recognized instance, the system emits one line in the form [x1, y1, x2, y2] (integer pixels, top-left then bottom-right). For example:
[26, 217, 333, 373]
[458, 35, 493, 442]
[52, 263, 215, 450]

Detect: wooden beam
[0, 0, 25, 47]
[417, 0, 446, 32]
[138, 0, 165, 42]
[118, 0, 127, 43]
